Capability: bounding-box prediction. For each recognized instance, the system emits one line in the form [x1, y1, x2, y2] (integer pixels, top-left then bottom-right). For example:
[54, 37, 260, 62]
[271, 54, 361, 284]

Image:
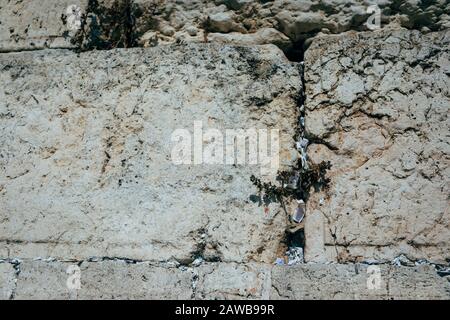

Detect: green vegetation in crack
[71, 0, 136, 51]
[249, 159, 331, 211]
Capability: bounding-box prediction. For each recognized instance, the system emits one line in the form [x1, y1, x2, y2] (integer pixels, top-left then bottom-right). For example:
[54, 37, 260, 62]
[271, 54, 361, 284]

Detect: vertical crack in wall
[286, 45, 308, 264]
[283, 39, 307, 63]
[276, 41, 308, 264]
[264, 39, 332, 265]
[250, 39, 332, 266]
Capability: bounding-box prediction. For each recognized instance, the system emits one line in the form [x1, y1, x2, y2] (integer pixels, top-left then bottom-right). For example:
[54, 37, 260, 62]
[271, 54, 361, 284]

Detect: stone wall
[0, 0, 449, 300]
[0, 44, 299, 263]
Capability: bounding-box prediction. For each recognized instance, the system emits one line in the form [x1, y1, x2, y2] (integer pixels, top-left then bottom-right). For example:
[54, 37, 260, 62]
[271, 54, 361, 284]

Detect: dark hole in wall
[286, 228, 305, 248]
[283, 40, 306, 62]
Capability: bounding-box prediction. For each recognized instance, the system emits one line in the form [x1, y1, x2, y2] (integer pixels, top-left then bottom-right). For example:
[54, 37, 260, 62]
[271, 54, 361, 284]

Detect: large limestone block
[271, 264, 450, 300]
[78, 261, 193, 299]
[0, 44, 300, 263]
[0, 262, 16, 300]
[195, 262, 271, 299]
[0, 0, 88, 52]
[14, 260, 75, 299]
[304, 29, 450, 264]
[13, 260, 193, 299]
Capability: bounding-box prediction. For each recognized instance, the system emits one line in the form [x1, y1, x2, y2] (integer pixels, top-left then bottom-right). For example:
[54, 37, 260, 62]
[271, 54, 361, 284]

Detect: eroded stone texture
[3, 1, 449, 53]
[304, 29, 450, 264]
[195, 262, 271, 299]
[78, 261, 193, 299]
[14, 260, 75, 300]
[271, 264, 450, 300]
[0, 262, 16, 300]
[0, 44, 300, 263]
[10, 261, 450, 300]
[0, 0, 88, 52]
[132, 0, 450, 49]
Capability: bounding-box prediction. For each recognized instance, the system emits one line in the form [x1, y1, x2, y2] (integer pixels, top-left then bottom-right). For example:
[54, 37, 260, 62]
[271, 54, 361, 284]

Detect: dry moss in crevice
[250, 159, 331, 211]
[72, 0, 137, 51]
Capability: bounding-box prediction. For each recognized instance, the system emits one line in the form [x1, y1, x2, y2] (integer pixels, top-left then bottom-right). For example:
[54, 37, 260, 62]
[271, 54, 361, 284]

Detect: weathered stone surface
[0, 44, 299, 263]
[195, 262, 271, 299]
[304, 29, 450, 264]
[14, 260, 193, 299]
[206, 28, 292, 51]
[13, 261, 448, 299]
[14, 260, 75, 299]
[271, 264, 450, 300]
[0, 262, 16, 300]
[78, 261, 193, 299]
[2, 0, 449, 302]
[2, 1, 449, 53]
[0, 0, 87, 52]
[386, 264, 450, 299]
[132, 0, 450, 49]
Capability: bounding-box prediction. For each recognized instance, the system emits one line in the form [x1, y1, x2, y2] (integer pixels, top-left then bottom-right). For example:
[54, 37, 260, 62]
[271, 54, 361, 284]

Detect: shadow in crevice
[286, 228, 305, 249]
[72, 0, 137, 51]
[283, 39, 307, 62]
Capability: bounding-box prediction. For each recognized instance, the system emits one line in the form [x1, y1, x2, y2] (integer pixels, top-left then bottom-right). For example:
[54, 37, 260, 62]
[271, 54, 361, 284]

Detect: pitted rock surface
[0, 44, 300, 263]
[304, 29, 450, 264]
